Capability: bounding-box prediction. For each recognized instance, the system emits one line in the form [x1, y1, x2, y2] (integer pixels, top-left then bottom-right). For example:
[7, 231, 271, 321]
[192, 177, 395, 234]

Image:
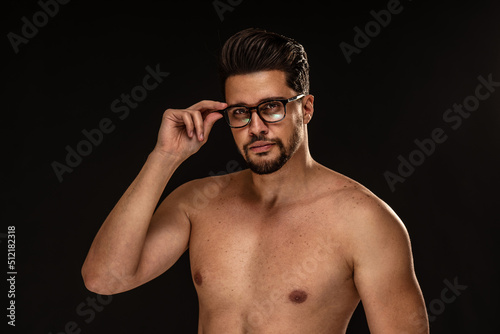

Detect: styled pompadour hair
[219, 28, 310, 97]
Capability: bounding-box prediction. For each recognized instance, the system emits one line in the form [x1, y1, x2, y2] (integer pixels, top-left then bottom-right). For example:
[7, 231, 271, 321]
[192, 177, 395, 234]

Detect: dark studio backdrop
[2, 0, 499, 333]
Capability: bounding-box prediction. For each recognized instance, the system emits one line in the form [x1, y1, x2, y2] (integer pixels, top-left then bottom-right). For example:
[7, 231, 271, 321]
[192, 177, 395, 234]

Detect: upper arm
[347, 191, 429, 333]
[125, 180, 195, 290]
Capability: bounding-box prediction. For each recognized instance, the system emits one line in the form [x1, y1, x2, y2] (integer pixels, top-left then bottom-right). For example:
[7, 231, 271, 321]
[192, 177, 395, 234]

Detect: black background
[2, 0, 499, 333]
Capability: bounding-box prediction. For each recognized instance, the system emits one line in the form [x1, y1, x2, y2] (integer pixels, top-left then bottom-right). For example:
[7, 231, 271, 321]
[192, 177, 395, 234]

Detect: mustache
[244, 135, 275, 149]
[248, 134, 273, 145]
[243, 135, 284, 154]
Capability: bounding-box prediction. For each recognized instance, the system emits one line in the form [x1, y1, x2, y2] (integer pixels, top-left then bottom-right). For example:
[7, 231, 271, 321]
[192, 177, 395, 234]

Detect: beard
[242, 124, 302, 175]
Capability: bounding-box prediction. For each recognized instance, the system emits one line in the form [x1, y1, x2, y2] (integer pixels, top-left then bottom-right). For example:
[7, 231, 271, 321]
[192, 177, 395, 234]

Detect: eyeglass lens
[227, 101, 285, 127]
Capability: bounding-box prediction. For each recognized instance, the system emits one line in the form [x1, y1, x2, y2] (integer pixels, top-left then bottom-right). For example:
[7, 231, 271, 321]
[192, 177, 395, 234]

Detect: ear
[302, 94, 314, 124]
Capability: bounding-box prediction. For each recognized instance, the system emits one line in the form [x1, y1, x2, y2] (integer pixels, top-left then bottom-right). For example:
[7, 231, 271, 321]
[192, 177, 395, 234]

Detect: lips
[248, 141, 276, 153]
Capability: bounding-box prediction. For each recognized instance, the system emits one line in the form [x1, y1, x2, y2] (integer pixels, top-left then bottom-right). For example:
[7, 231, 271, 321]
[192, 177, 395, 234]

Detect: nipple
[194, 272, 203, 285]
[289, 289, 308, 303]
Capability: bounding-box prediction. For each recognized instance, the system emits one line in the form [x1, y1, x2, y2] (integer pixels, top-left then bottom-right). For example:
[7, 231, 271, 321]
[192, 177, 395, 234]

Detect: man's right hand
[82, 99, 227, 295]
[153, 100, 227, 161]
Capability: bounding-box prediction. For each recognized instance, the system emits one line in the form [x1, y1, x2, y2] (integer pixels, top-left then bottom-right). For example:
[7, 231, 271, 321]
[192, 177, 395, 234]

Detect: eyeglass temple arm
[287, 94, 306, 103]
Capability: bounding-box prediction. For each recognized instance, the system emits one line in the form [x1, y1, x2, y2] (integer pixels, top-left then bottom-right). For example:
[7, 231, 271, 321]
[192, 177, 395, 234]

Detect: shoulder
[321, 167, 405, 229]
[182, 167, 248, 194]
[320, 168, 411, 260]
[173, 168, 248, 212]
[334, 180, 403, 231]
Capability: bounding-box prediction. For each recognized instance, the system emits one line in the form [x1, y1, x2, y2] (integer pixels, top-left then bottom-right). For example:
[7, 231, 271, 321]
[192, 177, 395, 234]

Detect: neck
[246, 142, 318, 207]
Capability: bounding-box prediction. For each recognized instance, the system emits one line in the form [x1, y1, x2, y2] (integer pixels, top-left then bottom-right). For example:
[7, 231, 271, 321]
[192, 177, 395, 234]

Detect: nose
[247, 109, 269, 136]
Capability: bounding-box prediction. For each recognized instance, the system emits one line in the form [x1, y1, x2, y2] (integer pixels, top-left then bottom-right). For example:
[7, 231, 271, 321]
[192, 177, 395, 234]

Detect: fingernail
[199, 133, 204, 141]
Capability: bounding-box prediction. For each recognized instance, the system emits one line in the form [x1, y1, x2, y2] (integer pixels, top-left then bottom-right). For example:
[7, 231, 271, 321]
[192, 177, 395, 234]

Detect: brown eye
[232, 108, 248, 115]
[261, 102, 280, 110]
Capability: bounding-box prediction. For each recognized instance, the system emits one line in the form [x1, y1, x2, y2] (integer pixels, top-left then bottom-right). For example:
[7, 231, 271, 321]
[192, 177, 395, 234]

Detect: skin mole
[289, 289, 308, 303]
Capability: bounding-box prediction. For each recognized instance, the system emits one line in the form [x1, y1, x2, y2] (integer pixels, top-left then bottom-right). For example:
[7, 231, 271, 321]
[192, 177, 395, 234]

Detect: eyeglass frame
[217, 94, 306, 128]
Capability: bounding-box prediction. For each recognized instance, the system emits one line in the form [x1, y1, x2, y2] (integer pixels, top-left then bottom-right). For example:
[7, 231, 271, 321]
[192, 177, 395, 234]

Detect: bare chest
[188, 199, 357, 326]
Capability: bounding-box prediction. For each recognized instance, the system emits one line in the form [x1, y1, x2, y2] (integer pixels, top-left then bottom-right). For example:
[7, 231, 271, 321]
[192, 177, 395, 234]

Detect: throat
[245, 158, 319, 207]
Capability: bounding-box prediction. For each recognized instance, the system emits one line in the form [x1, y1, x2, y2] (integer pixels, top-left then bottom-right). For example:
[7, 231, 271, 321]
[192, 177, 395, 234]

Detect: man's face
[224, 70, 306, 175]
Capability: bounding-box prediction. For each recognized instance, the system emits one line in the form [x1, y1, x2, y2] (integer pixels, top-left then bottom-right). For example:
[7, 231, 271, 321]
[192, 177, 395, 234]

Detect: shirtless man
[82, 28, 429, 333]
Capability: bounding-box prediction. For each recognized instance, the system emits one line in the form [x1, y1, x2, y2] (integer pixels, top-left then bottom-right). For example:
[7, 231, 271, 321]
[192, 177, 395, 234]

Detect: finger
[189, 109, 205, 141]
[202, 112, 223, 141]
[189, 100, 227, 113]
[180, 111, 195, 138]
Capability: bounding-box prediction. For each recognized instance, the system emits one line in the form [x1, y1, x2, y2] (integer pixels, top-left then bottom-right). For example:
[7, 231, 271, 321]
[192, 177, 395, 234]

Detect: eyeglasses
[218, 94, 305, 128]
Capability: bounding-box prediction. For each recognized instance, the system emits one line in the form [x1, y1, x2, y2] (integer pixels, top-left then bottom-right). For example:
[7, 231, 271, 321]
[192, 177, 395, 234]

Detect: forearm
[82, 149, 182, 291]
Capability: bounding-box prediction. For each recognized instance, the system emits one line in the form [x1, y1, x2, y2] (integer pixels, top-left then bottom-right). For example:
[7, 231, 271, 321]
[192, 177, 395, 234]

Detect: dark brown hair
[219, 28, 310, 97]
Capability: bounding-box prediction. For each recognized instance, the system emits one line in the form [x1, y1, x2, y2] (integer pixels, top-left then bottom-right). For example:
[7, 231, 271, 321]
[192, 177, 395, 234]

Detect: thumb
[203, 112, 224, 139]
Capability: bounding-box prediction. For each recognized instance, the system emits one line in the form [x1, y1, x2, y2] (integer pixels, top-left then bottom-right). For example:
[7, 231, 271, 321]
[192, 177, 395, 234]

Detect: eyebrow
[226, 96, 287, 108]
